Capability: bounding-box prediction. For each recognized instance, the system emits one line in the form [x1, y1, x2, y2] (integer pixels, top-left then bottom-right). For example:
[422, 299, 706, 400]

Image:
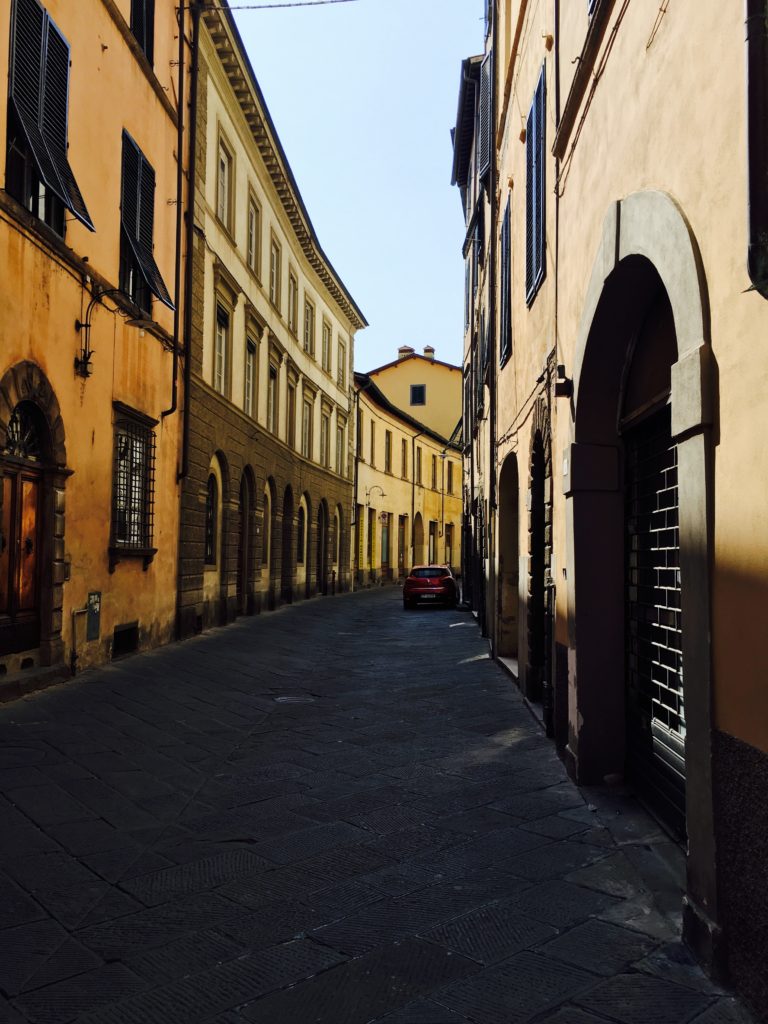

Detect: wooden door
[0, 467, 42, 655]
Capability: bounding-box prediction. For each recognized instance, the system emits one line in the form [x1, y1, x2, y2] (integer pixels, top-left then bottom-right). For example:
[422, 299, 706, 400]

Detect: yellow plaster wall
[369, 355, 462, 441]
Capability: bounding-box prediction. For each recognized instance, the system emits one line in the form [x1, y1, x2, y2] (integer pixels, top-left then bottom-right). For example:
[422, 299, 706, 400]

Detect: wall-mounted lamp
[555, 364, 573, 398]
[74, 288, 151, 378]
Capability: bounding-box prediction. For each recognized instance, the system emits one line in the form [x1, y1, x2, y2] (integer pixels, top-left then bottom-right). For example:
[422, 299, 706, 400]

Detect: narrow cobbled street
[0, 591, 751, 1024]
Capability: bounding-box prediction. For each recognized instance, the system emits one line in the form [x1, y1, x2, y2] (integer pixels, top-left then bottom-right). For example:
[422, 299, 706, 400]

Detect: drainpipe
[746, 0, 768, 299]
[487, 3, 499, 649]
[411, 430, 424, 567]
[161, 1, 186, 419]
[178, 0, 203, 480]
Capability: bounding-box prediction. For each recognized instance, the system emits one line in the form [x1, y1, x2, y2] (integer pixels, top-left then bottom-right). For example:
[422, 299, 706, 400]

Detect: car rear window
[411, 567, 449, 578]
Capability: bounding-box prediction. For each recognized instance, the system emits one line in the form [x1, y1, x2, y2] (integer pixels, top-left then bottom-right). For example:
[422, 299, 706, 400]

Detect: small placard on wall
[86, 591, 101, 642]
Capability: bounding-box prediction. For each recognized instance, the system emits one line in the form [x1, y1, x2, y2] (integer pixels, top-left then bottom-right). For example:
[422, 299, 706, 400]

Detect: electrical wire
[182, 0, 361, 10]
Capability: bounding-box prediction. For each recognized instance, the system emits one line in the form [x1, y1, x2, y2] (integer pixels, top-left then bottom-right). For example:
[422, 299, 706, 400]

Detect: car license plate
[422, 594, 437, 600]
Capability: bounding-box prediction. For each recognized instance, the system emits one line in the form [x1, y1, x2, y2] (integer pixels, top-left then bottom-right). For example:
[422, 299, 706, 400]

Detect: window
[447, 460, 454, 495]
[288, 271, 298, 334]
[336, 422, 345, 476]
[214, 306, 228, 396]
[111, 407, 156, 555]
[269, 237, 281, 308]
[267, 364, 278, 434]
[500, 197, 512, 366]
[303, 298, 315, 355]
[297, 506, 305, 564]
[338, 339, 347, 388]
[120, 132, 173, 312]
[384, 430, 392, 473]
[244, 337, 256, 416]
[287, 382, 296, 449]
[431, 454, 437, 490]
[464, 262, 470, 331]
[217, 137, 233, 230]
[370, 421, 376, 468]
[478, 52, 492, 182]
[428, 521, 437, 563]
[445, 523, 454, 568]
[247, 195, 260, 275]
[204, 474, 217, 565]
[6, 0, 93, 235]
[131, 0, 154, 64]
[416, 446, 422, 485]
[401, 438, 408, 479]
[526, 67, 546, 305]
[322, 320, 332, 373]
[410, 385, 426, 406]
[301, 398, 313, 458]
[356, 408, 363, 457]
[464, 370, 472, 439]
[320, 412, 330, 468]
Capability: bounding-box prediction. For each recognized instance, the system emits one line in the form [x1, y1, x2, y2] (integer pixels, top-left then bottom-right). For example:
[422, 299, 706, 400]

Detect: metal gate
[625, 405, 686, 837]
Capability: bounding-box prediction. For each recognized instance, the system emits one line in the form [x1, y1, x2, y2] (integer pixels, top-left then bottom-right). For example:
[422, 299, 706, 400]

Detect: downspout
[179, 0, 203, 481]
[161, 0, 186, 419]
[487, 2, 499, 649]
[746, 0, 768, 298]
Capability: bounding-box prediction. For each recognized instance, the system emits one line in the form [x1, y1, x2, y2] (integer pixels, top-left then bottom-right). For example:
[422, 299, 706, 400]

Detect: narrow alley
[0, 592, 751, 1023]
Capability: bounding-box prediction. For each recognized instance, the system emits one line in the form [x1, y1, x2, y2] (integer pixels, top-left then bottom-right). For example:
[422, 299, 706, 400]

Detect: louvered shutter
[9, 0, 94, 230]
[121, 131, 174, 309]
[478, 52, 492, 183]
[525, 104, 534, 300]
[500, 198, 511, 365]
[534, 69, 546, 290]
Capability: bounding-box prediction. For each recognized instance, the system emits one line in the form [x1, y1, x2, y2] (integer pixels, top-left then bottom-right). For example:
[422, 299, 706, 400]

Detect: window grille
[112, 413, 156, 554]
[8, 0, 93, 231]
[525, 67, 546, 305]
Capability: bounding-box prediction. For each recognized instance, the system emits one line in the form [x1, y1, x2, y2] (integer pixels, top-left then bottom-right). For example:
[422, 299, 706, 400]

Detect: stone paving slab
[0, 589, 754, 1024]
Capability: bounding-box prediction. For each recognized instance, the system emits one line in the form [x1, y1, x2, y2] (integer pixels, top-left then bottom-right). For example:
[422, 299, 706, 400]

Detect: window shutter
[478, 52, 492, 182]
[535, 69, 546, 289]
[525, 105, 534, 299]
[121, 131, 174, 309]
[9, 0, 94, 230]
[500, 197, 511, 365]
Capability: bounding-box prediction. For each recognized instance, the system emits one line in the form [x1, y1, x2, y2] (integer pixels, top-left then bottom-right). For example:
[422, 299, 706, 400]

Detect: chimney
[398, 345, 415, 360]
[423, 346, 435, 360]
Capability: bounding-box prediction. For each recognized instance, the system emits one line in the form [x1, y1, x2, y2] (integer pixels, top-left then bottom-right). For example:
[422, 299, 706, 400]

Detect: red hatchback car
[403, 565, 458, 610]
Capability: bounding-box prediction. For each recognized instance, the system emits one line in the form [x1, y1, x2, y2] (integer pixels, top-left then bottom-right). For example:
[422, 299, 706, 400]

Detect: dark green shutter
[500, 198, 511, 365]
[525, 104, 534, 299]
[121, 131, 174, 310]
[535, 69, 546, 289]
[9, 0, 94, 230]
[479, 52, 492, 182]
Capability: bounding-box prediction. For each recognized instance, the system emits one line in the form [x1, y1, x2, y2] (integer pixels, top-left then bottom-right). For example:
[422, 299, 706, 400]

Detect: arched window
[204, 474, 217, 565]
[297, 506, 306, 565]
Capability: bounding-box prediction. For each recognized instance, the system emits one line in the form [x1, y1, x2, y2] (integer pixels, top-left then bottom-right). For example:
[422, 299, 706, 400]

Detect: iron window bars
[120, 130, 174, 311]
[110, 405, 157, 571]
[8, 0, 94, 231]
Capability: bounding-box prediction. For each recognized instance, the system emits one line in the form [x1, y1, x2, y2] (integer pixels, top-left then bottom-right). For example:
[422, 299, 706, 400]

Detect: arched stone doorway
[0, 363, 67, 672]
[567, 190, 716, 958]
[497, 453, 519, 660]
[262, 480, 275, 610]
[316, 500, 329, 596]
[236, 468, 255, 616]
[281, 485, 294, 604]
[413, 512, 424, 566]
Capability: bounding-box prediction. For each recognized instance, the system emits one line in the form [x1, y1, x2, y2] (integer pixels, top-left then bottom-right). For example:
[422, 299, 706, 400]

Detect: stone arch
[261, 477, 277, 609]
[281, 484, 294, 604]
[0, 362, 68, 669]
[236, 466, 257, 616]
[498, 452, 520, 661]
[316, 498, 329, 596]
[413, 512, 424, 566]
[567, 189, 716, 958]
[299, 491, 312, 599]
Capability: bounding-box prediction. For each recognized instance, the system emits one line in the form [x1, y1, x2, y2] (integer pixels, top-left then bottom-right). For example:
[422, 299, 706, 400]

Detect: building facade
[455, 2, 768, 1015]
[0, 0, 187, 687]
[353, 347, 462, 586]
[177, 3, 365, 636]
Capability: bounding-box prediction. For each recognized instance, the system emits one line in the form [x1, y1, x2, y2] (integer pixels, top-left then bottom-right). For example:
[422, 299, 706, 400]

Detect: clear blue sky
[232, 0, 483, 373]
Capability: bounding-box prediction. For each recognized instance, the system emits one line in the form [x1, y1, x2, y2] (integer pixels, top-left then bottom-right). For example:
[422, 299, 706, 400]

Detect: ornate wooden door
[0, 467, 42, 655]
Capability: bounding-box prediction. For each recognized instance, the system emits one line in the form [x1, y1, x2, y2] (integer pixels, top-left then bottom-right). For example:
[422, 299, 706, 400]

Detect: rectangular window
[111, 409, 156, 553]
[120, 131, 173, 312]
[322, 320, 332, 373]
[302, 398, 313, 459]
[338, 338, 347, 388]
[478, 51, 492, 181]
[464, 370, 472, 439]
[287, 383, 296, 449]
[370, 421, 376, 468]
[445, 523, 454, 568]
[247, 195, 260, 275]
[288, 271, 298, 334]
[269, 237, 281, 309]
[384, 430, 392, 473]
[428, 521, 437, 564]
[217, 137, 233, 230]
[431, 454, 437, 491]
[401, 438, 408, 479]
[336, 422, 345, 475]
[526, 66, 546, 305]
[131, 0, 155, 64]
[244, 337, 256, 416]
[410, 384, 426, 406]
[320, 412, 330, 468]
[500, 197, 512, 366]
[267, 364, 278, 434]
[6, 0, 95, 234]
[356, 408, 363, 457]
[447, 460, 454, 495]
[303, 298, 315, 355]
[214, 305, 228, 396]
[416, 446, 422, 485]
[464, 261, 470, 331]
